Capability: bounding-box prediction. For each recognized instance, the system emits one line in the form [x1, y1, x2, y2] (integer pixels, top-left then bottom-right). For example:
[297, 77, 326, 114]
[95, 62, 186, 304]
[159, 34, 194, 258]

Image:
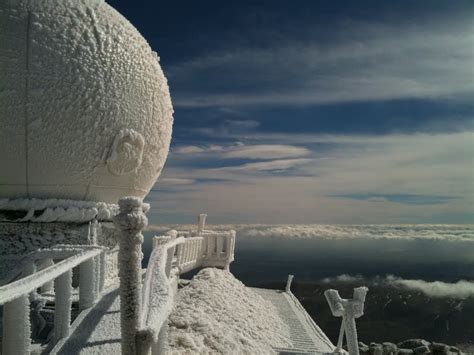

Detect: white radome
[0, 0, 173, 203]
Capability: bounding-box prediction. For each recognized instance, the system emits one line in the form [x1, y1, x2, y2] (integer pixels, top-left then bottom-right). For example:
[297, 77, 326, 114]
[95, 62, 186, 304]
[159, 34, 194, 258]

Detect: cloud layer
[390, 278, 474, 300]
[147, 224, 474, 243]
[320, 274, 474, 300]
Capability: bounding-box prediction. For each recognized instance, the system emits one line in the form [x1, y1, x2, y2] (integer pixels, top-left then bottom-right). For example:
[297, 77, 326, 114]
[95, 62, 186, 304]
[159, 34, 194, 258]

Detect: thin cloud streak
[169, 20, 474, 108]
[218, 158, 313, 172]
[320, 274, 474, 300]
[172, 144, 311, 160]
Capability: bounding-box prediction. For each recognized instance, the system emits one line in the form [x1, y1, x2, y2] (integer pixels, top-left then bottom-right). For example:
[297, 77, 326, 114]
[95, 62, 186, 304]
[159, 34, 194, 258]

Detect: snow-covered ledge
[0, 198, 121, 287]
[0, 198, 118, 223]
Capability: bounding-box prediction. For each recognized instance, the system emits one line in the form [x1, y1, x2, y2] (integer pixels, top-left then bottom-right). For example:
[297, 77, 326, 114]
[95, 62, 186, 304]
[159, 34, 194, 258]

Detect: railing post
[54, 269, 72, 342]
[2, 295, 31, 355]
[176, 243, 184, 266]
[207, 235, 215, 257]
[94, 254, 102, 295]
[216, 235, 224, 256]
[194, 240, 199, 260]
[229, 230, 236, 260]
[285, 274, 294, 293]
[2, 261, 35, 355]
[79, 258, 96, 310]
[185, 241, 191, 263]
[114, 197, 148, 355]
[38, 258, 54, 293]
[190, 240, 195, 262]
[197, 213, 207, 234]
[99, 251, 106, 292]
[165, 246, 175, 278]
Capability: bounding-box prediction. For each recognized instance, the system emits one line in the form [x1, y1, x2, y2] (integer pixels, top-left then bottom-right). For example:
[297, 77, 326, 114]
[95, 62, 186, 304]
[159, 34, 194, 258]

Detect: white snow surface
[168, 268, 292, 354]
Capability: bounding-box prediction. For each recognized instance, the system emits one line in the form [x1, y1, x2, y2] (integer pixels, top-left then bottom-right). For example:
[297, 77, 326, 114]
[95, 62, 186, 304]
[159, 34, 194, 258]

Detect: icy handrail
[176, 236, 204, 274]
[1, 245, 102, 285]
[0, 246, 103, 304]
[201, 230, 236, 270]
[1, 245, 106, 355]
[140, 237, 185, 338]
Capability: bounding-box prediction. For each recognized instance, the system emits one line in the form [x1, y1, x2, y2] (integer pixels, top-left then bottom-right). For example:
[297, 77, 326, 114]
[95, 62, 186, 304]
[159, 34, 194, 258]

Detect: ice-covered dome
[0, 0, 173, 203]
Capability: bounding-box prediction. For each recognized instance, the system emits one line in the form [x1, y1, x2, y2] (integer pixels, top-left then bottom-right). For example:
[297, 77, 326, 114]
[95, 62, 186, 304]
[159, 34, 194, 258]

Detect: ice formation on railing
[114, 197, 149, 355]
[138, 237, 185, 354]
[0, 245, 106, 355]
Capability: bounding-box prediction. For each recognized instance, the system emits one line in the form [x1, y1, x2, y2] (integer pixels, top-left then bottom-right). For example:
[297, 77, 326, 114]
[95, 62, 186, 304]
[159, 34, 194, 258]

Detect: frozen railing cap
[324, 286, 368, 355]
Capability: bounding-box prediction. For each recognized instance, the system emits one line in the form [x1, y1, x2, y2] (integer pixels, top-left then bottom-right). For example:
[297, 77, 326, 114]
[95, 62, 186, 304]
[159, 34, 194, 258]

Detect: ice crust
[168, 268, 292, 354]
[0, 0, 173, 202]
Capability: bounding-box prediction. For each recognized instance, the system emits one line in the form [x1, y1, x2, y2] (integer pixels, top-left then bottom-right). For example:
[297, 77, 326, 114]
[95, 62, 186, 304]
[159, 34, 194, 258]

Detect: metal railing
[176, 236, 203, 273]
[0, 245, 106, 355]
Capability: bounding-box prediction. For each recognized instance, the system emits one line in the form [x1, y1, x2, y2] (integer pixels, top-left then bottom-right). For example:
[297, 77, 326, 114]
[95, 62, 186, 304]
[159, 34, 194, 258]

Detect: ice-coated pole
[114, 197, 149, 355]
[324, 287, 368, 355]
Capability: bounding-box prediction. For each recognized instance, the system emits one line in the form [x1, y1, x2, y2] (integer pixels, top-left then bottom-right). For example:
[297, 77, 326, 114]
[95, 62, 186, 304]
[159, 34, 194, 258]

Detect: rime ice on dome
[0, 0, 173, 203]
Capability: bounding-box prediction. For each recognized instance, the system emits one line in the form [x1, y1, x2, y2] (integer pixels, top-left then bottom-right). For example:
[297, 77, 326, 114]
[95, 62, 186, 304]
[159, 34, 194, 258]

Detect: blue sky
[108, 0, 474, 224]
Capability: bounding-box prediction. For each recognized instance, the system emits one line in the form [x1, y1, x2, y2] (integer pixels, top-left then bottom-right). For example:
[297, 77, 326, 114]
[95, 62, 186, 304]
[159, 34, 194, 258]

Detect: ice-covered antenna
[324, 287, 368, 355]
[197, 214, 207, 234]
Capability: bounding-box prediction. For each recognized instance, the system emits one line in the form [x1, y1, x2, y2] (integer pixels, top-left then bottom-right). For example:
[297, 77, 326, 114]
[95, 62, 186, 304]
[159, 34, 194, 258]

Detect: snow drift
[168, 268, 291, 354]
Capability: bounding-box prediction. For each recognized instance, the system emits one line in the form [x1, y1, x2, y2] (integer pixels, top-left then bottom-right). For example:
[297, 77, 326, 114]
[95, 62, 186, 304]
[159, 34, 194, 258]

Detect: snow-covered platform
[51, 282, 335, 354]
[252, 288, 335, 355]
[51, 285, 122, 354]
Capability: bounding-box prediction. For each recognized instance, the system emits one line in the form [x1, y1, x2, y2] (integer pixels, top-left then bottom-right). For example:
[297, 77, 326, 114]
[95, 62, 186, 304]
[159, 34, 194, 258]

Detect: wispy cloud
[220, 158, 312, 172]
[169, 20, 474, 108]
[320, 273, 474, 300]
[173, 146, 206, 154]
[222, 145, 310, 160]
[389, 277, 474, 300]
[322, 274, 365, 283]
[173, 145, 226, 154]
[159, 178, 196, 185]
[172, 143, 311, 160]
[332, 193, 458, 205]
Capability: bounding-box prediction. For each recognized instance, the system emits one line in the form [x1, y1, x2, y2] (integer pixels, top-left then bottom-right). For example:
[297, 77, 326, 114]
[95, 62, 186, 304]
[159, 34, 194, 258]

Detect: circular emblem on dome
[107, 129, 145, 176]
